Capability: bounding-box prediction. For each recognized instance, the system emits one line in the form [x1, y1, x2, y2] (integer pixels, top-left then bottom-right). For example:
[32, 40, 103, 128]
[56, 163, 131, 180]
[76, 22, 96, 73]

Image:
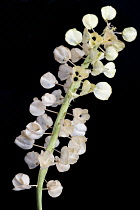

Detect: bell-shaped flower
[44, 136, 59, 148]
[103, 62, 116, 78]
[58, 64, 73, 81]
[29, 98, 46, 116]
[24, 151, 39, 169]
[73, 108, 90, 124]
[90, 48, 104, 64]
[36, 114, 53, 131]
[91, 60, 104, 76]
[15, 130, 35, 150]
[82, 14, 98, 29]
[59, 119, 74, 137]
[60, 146, 79, 165]
[101, 6, 117, 21]
[55, 156, 70, 172]
[68, 136, 87, 155]
[51, 89, 64, 107]
[47, 180, 63, 198]
[12, 173, 31, 191]
[71, 48, 85, 63]
[25, 121, 45, 140]
[113, 40, 125, 52]
[82, 28, 91, 43]
[38, 150, 54, 169]
[122, 27, 137, 42]
[41, 93, 56, 107]
[40, 72, 58, 89]
[71, 123, 87, 136]
[80, 80, 95, 96]
[73, 66, 90, 81]
[105, 46, 118, 61]
[93, 82, 112, 100]
[65, 28, 82, 46]
[53, 45, 71, 63]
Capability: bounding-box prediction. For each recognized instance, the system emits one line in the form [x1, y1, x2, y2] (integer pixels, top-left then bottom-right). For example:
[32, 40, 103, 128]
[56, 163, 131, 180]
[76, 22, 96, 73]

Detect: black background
[0, 0, 139, 209]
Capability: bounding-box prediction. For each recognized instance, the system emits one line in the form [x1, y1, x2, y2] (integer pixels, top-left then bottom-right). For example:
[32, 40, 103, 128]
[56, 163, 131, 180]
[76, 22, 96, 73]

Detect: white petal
[44, 136, 59, 148]
[15, 133, 34, 150]
[38, 150, 54, 169]
[82, 14, 98, 29]
[24, 151, 39, 169]
[41, 93, 56, 106]
[65, 28, 82, 46]
[55, 157, 70, 172]
[94, 82, 112, 100]
[12, 173, 31, 191]
[25, 121, 45, 140]
[101, 6, 117, 21]
[36, 114, 53, 130]
[51, 89, 64, 107]
[82, 28, 91, 43]
[122, 27, 137, 42]
[29, 98, 46, 116]
[47, 180, 63, 198]
[103, 62, 116, 78]
[91, 61, 104, 76]
[71, 123, 87, 136]
[105, 46, 118, 61]
[40, 72, 58, 89]
[60, 146, 69, 165]
[58, 64, 73, 81]
[53, 45, 71, 63]
[71, 48, 85, 63]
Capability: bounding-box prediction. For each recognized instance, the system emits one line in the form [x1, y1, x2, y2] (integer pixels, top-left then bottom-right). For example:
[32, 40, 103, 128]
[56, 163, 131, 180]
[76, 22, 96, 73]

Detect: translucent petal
[71, 123, 87, 136]
[73, 66, 90, 81]
[71, 48, 85, 63]
[105, 46, 118, 61]
[51, 89, 64, 107]
[58, 64, 73, 81]
[82, 28, 91, 43]
[73, 108, 90, 124]
[65, 28, 82, 46]
[24, 151, 39, 169]
[41, 93, 56, 106]
[55, 157, 70, 172]
[112, 40, 125, 52]
[94, 82, 112, 100]
[47, 180, 63, 198]
[59, 119, 74, 137]
[60, 146, 69, 165]
[40, 72, 58, 89]
[53, 45, 71, 63]
[103, 62, 116, 78]
[63, 77, 72, 93]
[68, 140, 86, 155]
[101, 6, 117, 21]
[15, 131, 34, 150]
[91, 61, 104, 76]
[38, 150, 54, 169]
[44, 136, 59, 148]
[29, 98, 46, 116]
[80, 80, 91, 96]
[82, 14, 98, 29]
[36, 114, 53, 131]
[68, 148, 79, 164]
[122, 27, 137, 42]
[25, 121, 45, 140]
[12, 173, 31, 191]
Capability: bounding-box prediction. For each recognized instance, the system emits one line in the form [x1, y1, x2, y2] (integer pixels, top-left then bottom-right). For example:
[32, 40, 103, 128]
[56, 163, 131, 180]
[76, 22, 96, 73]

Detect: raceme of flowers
[12, 5, 137, 200]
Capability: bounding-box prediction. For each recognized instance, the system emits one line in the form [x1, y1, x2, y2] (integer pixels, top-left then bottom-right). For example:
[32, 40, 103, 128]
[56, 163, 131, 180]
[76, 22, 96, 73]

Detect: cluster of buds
[12, 5, 137, 207]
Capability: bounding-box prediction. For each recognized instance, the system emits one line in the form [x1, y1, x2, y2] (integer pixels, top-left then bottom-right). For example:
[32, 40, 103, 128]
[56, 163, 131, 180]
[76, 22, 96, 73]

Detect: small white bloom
[40, 72, 58, 89]
[101, 6, 117, 21]
[29, 98, 46, 116]
[44, 136, 59, 148]
[91, 60, 104, 76]
[103, 62, 116, 78]
[82, 14, 98, 29]
[25, 121, 45, 140]
[53, 45, 71, 63]
[41, 93, 56, 106]
[12, 173, 31, 191]
[24, 151, 39, 169]
[15, 130, 34, 150]
[59, 119, 74, 137]
[38, 150, 54, 169]
[58, 64, 73, 81]
[94, 82, 112, 100]
[36, 114, 53, 131]
[105, 46, 118, 61]
[68, 147, 79, 164]
[68, 136, 87, 155]
[55, 156, 70, 172]
[47, 180, 63, 198]
[51, 89, 64, 107]
[73, 108, 90, 124]
[71, 48, 85, 63]
[122, 27, 137, 42]
[71, 123, 87, 136]
[65, 28, 82, 46]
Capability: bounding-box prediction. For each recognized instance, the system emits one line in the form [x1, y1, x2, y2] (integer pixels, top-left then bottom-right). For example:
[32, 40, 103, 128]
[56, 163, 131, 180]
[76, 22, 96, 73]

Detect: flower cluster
[12, 5, 137, 205]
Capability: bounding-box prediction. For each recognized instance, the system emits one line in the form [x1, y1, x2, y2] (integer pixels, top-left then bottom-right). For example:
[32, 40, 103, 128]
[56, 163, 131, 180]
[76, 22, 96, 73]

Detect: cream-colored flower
[101, 6, 117, 21]
[71, 123, 87, 136]
[73, 108, 90, 124]
[80, 80, 96, 96]
[94, 82, 112, 100]
[55, 156, 70, 172]
[122, 27, 137, 42]
[36, 114, 53, 131]
[68, 136, 87, 155]
[58, 64, 73, 81]
[12, 173, 31, 191]
[15, 130, 35, 150]
[40, 72, 58, 89]
[105, 46, 118, 61]
[71, 48, 85, 63]
[65, 28, 82, 46]
[60, 146, 79, 165]
[59, 119, 74, 137]
[47, 180, 63, 198]
[38, 150, 54, 169]
[41, 93, 56, 106]
[25, 121, 45, 140]
[91, 60, 104, 76]
[82, 14, 98, 29]
[51, 89, 64, 107]
[44, 136, 59, 148]
[24, 151, 39, 169]
[103, 62, 116, 78]
[29, 98, 46, 116]
[53, 45, 71, 63]
[73, 66, 90, 81]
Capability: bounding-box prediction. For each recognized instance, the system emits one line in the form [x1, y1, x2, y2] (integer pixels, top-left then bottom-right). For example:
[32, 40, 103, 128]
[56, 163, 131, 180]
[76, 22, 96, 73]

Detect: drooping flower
[73, 108, 90, 124]
[122, 27, 137, 42]
[103, 62, 116, 78]
[60, 146, 79, 165]
[65, 28, 82, 46]
[71, 123, 87, 136]
[91, 60, 104, 76]
[24, 151, 39, 169]
[71, 48, 85, 63]
[68, 136, 87, 155]
[46, 180, 63, 198]
[44, 136, 59, 148]
[80, 80, 95, 96]
[41, 93, 56, 106]
[55, 156, 70, 172]
[36, 114, 53, 131]
[25, 121, 45, 140]
[38, 150, 54, 169]
[53, 45, 71, 63]
[29, 98, 46, 116]
[58, 64, 73, 81]
[93, 82, 112, 100]
[105, 46, 118, 61]
[15, 130, 35, 150]
[82, 14, 98, 29]
[101, 6, 117, 21]
[40, 72, 58, 89]
[51, 89, 64, 107]
[59, 119, 74, 137]
[12, 173, 31, 191]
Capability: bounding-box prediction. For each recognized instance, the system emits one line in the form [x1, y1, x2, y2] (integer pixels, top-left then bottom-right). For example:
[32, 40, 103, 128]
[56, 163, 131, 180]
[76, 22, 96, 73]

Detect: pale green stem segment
[36, 80, 81, 210]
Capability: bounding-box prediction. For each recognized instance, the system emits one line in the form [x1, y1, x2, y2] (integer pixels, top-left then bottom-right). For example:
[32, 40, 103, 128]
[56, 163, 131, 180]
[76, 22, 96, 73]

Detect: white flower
[82, 28, 91, 43]
[60, 146, 79, 165]
[71, 123, 87, 136]
[29, 98, 46, 116]
[122, 27, 137, 42]
[15, 130, 35, 150]
[25, 121, 45, 140]
[59, 119, 74, 137]
[80, 80, 95, 96]
[55, 156, 70, 172]
[47, 180, 63, 198]
[68, 136, 87, 155]
[82, 14, 98, 29]
[73, 108, 90, 124]
[38, 150, 54, 169]
[44, 136, 59, 148]
[12, 173, 31, 191]
[105, 46, 118, 61]
[40, 72, 58, 89]
[41, 93, 56, 106]
[101, 6, 117, 21]
[71, 48, 85, 63]
[24, 151, 39, 169]
[36, 114, 53, 131]
[65, 28, 82, 46]
[58, 64, 73, 81]
[94, 82, 112, 100]
[53, 45, 71, 63]
[91, 60, 104, 76]
[51, 89, 64, 107]
[103, 62, 116, 78]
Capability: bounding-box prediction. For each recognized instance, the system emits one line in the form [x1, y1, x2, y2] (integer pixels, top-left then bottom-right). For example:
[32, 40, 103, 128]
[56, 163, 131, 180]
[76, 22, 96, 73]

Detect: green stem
[36, 80, 81, 210]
